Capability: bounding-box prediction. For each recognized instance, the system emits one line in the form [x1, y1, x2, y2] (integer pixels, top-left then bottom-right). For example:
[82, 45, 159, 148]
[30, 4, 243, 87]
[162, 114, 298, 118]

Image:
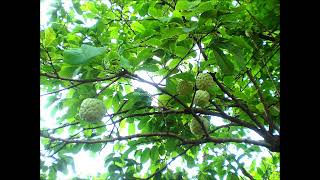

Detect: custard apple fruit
[158, 94, 172, 107]
[176, 80, 193, 96]
[79, 98, 106, 122]
[189, 116, 210, 136]
[196, 73, 214, 90]
[194, 90, 210, 107]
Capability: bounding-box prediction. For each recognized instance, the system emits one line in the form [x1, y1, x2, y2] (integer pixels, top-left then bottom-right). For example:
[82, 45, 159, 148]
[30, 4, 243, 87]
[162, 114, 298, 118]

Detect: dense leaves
[40, 0, 280, 179]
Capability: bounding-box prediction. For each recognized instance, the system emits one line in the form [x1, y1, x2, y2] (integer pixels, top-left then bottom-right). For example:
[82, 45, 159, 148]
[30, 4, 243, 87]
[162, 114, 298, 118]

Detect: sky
[40, 0, 272, 179]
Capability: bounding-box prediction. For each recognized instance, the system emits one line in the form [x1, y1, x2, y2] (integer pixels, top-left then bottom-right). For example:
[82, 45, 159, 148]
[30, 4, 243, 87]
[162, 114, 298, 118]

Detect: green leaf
[44, 95, 58, 108]
[140, 64, 159, 72]
[56, 160, 68, 175]
[175, 46, 189, 58]
[72, 0, 83, 15]
[150, 147, 159, 161]
[148, 5, 162, 18]
[146, 38, 162, 47]
[213, 48, 234, 75]
[64, 156, 76, 173]
[70, 144, 83, 154]
[44, 27, 56, 47]
[63, 45, 105, 65]
[58, 65, 80, 78]
[128, 123, 135, 135]
[185, 155, 195, 168]
[108, 164, 122, 172]
[165, 139, 177, 152]
[171, 72, 195, 81]
[140, 148, 150, 164]
[104, 153, 116, 167]
[138, 49, 153, 61]
[139, 3, 150, 16]
[230, 36, 252, 50]
[256, 103, 264, 112]
[175, 0, 201, 11]
[48, 167, 57, 180]
[161, 27, 184, 39]
[131, 21, 145, 33]
[257, 167, 264, 176]
[194, 2, 216, 14]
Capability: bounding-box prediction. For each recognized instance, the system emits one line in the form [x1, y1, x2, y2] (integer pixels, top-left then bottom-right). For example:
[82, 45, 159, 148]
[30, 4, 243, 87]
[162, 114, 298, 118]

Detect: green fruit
[189, 116, 210, 136]
[158, 94, 172, 107]
[176, 80, 193, 96]
[79, 98, 107, 123]
[194, 90, 210, 107]
[196, 73, 214, 90]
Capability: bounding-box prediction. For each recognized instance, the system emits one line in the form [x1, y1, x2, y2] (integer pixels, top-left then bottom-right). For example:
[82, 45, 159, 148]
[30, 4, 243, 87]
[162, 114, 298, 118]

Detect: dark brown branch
[50, 143, 67, 157]
[240, 165, 255, 180]
[40, 70, 127, 83]
[210, 73, 269, 136]
[41, 122, 80, 133]
[193, 36, 208, 61]
[41, 131, 271, 150]
[210, 101, 266, 138]
[209, 123, 240, 134]
[235, 0, 274, 38]
[41, 131, 186, 144]
[40, 82, 86, 96]
[246, 70, 279, 133]
[108, 100, 128, 137]
[41, 43, 59, 77]
[241, 46, 280, 92]
[95, 76, 121, 97]
[124, 71, 211, 137]
[205, 137, 270, 148]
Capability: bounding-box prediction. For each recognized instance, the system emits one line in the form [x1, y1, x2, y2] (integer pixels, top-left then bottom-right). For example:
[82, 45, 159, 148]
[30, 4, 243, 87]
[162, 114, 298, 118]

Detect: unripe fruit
[189, 116, 210, 136]
[196, 73, 214, 90]
[194, 90, 210, 107]
[79, 98, 106, 123]
[176, 80, 193, 96]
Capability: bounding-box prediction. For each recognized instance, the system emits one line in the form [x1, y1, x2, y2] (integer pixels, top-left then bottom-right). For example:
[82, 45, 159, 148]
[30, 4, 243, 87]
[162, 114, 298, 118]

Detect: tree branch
[209, 123, 240, 134]
[40, 82, 86, 96]
[40, 71, 127, 83]
[246, 70, 279, 133]
[124, 71, 211, 137]
[210, 73, 270, 136]
[95, 76, 121, 97]
[41, 131, 273, 150]
[41, 43, 59, 77]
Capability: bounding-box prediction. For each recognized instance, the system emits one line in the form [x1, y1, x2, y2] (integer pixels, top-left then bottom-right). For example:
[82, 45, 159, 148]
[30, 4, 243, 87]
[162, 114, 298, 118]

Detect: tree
[40, 0, 280, 179]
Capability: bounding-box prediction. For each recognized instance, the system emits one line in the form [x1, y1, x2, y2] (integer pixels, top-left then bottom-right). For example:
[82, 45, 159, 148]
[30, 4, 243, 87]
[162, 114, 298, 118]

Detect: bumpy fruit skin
[196, 73, 214, 90]
[177, 80, 193, 96]
[158, 94, 172, 107]
[79, 98, 107, 122]
[194, 90, 210, 107]
[189, 117, 210, 136]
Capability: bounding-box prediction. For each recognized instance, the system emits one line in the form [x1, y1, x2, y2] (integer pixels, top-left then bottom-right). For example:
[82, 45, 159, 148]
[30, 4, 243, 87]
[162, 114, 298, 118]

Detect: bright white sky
[40, 0, 271, 179]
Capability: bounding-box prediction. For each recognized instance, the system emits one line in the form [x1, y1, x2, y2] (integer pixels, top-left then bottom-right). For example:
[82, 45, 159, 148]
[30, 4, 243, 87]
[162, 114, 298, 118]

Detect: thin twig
[40, 82, 86, 96]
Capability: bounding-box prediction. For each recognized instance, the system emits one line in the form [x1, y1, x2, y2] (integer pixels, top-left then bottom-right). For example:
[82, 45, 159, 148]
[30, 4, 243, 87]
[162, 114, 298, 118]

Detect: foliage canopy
[40, 0, 280, 179]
